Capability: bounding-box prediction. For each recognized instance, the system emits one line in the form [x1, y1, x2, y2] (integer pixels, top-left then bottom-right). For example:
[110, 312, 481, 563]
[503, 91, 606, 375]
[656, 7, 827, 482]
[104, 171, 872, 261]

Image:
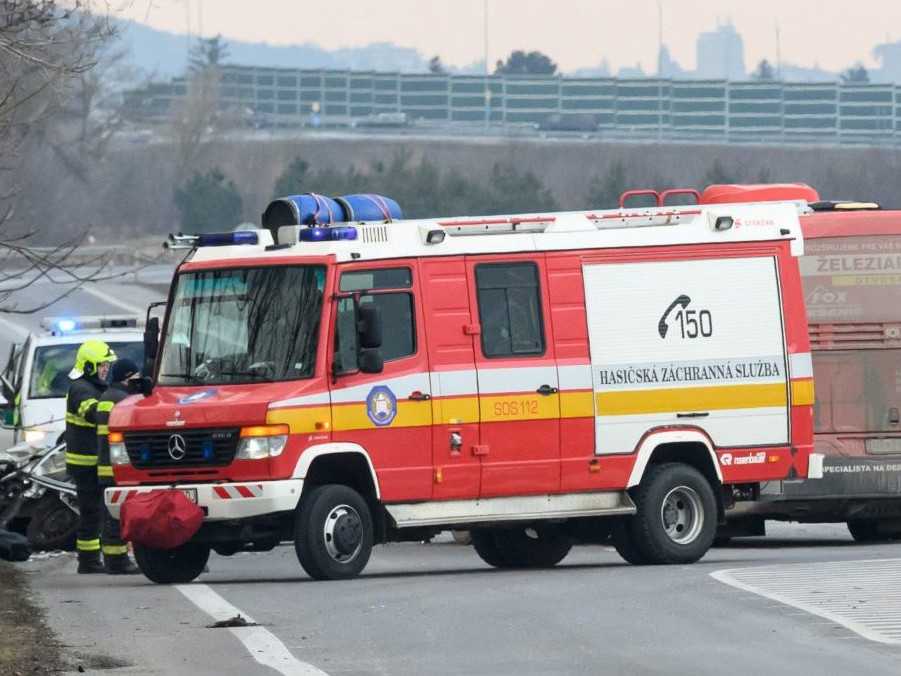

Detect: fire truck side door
[329, 264, 433, 502]
[467, 255, 561, 497]
[419, 257, 482, 500]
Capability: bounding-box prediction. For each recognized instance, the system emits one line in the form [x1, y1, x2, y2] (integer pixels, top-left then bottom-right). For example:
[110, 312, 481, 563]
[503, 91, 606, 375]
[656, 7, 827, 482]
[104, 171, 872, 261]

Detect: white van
[1, 317, 144, 449]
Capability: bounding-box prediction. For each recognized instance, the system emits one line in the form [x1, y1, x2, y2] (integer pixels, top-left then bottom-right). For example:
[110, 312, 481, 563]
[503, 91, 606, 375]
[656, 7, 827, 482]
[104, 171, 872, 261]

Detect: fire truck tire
[611, 520, 650, 565]
[847, 519, 899, 543]
[294, 484, 373, 580]
[134, 542, 210, 584]
[628, 463, 717, 565]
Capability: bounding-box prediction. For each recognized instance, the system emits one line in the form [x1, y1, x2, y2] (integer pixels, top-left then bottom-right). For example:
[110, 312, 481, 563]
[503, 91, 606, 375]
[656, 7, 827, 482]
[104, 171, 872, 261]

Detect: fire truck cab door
[467, 256, 561, 497]
[329, 264, 433, 502]
[583, 255, 790, 455]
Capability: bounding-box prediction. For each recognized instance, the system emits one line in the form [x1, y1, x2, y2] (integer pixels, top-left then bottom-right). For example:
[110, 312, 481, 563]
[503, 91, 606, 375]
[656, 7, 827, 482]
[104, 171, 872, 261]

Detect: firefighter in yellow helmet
[66, 339, 116, 574]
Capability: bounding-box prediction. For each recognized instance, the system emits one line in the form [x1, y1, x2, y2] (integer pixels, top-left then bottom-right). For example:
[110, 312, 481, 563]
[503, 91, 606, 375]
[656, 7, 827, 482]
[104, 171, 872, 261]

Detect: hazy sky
[121, 1, 901, 73]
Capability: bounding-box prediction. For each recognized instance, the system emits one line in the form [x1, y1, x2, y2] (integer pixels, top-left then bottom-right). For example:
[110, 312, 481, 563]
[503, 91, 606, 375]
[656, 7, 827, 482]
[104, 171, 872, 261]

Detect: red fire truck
[702, 184, 901, 542]
[104, 194, 814, 582]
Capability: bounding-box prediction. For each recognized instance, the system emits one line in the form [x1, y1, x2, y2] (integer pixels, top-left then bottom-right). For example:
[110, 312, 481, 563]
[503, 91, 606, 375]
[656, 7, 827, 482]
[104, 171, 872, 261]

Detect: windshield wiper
[158, 372, 198, 383]
[216, 371, 275, 382]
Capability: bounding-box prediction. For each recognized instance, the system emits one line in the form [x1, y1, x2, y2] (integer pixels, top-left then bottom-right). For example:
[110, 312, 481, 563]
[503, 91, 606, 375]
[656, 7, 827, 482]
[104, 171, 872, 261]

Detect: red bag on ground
[120, 490, 203, 550]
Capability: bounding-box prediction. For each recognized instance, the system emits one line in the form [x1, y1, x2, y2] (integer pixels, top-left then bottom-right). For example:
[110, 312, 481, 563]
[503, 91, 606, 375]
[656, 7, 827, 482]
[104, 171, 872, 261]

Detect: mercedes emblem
[167, 434, 187, 461]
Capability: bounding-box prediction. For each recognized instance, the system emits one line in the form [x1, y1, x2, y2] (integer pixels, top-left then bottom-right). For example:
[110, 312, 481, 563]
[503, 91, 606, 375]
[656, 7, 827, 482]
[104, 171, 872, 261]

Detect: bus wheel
[134, 542, 210, 584]
[628, 463, 717, 565]
[847, 519, 897, 543]
[474, 526, 572, 568]
[294, 484, 373, 580]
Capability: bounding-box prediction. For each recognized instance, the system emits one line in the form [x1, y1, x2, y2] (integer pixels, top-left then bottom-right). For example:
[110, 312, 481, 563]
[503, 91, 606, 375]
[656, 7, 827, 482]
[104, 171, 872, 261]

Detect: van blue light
[56, 319, 77, 333]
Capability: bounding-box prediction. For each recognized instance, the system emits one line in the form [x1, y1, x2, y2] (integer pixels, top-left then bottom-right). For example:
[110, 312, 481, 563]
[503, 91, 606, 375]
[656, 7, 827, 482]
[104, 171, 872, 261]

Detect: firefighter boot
[105, 554, 140, 575]
[77, 551, 106, 574]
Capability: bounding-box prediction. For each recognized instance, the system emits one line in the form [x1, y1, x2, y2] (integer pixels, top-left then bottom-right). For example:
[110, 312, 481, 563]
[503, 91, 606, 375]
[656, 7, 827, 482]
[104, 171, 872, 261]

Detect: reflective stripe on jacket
[65, 377, 106, 468]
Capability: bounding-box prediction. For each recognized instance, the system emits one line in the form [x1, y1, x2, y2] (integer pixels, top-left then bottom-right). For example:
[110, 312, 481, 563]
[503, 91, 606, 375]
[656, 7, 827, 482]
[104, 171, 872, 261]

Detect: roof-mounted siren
[700, 183, 820, 206]
[263, 193, 403, 245]
[262, 193, 344, 244]
[334, 194, 402, 223]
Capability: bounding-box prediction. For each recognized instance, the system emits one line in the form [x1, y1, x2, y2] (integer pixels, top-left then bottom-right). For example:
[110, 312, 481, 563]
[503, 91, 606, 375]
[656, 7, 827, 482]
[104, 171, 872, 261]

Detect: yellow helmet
[68, 339, 116, 380]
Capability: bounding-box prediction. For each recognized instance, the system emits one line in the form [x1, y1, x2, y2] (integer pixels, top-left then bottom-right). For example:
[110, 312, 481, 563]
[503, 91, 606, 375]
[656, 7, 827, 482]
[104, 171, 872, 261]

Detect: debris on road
[207, 614, 258, 629]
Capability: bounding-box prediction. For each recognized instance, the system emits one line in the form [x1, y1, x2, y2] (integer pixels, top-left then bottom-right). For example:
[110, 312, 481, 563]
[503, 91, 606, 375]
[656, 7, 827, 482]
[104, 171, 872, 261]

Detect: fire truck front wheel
[294, 484, 374, 580]
[625, 463, 717, 565]
[133, 542, 211, 584]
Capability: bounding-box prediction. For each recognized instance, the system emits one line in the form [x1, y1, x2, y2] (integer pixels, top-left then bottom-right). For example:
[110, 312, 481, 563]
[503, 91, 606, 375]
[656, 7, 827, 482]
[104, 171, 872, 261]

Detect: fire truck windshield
[157, 265, 326, 386]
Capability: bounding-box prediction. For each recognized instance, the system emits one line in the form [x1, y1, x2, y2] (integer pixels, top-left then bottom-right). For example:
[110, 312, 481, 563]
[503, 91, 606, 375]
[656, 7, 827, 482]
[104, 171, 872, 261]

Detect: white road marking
[711, 558, 901, 645]
[80, 282, 146, 316]
[177, 583, 329, 676]
[0, 313, 31, 339]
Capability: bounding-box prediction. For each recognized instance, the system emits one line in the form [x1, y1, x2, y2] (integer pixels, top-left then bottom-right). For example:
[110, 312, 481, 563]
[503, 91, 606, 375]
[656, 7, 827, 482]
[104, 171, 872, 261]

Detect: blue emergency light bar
[196, 231, 259, 247]
[298, 225, 358, 243]
[165, 231, 260, 250]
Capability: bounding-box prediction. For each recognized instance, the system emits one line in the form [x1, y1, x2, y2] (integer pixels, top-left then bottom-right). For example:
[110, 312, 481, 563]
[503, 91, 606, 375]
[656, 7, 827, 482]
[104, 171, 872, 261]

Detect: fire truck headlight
[110, 443, 130, 466]
[109, 432, 130, 466]
[237, 425, 289, 459]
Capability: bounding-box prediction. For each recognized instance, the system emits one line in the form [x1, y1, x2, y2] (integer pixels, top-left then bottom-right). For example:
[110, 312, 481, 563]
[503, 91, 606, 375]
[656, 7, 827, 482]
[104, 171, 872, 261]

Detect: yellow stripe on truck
[560, 391, 595, 418]
[790, 378, 815, 406]
[267, 405, 331, 434]
[332, 400, 432, 431]
[596, 382, 788, 416]
[269, 389, 604, 434]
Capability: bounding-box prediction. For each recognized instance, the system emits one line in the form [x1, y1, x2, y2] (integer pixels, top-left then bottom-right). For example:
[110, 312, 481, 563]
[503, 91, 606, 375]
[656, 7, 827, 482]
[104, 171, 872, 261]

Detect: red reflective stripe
[110, 490, 122, 504]
[214, 486, 230, 499]
[236, 485, 255, 498]
[437, 215, 555, 227]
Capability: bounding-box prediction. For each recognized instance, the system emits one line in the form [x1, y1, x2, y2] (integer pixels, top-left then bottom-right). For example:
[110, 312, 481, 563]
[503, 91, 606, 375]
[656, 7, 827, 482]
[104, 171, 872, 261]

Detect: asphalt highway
[20, 524, 901, 675]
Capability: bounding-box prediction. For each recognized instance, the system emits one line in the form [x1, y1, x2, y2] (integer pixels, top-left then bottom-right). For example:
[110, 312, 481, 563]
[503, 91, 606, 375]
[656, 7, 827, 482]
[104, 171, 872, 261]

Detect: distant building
[874, 41, 901, 83]
[695, 22, 746, 80]
[657, 45, 686, 79]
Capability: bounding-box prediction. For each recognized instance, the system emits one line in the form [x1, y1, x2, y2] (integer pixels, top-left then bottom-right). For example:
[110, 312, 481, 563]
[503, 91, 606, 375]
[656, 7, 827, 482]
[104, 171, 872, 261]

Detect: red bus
[703, 185, 901, 542]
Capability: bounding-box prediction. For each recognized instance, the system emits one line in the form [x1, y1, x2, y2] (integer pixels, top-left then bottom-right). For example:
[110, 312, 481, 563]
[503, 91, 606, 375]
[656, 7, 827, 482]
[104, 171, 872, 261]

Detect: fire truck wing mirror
[357, 304, 383, 350]
[142, 316, 160, 396]
[358, 348, 384, 374]
[144, 317, 160, 363]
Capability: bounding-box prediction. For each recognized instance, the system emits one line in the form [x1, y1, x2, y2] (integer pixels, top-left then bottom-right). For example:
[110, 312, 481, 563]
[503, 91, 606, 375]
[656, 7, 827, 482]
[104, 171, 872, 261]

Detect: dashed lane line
[177, 583, 329, 676]
[711, 558, 901, 645]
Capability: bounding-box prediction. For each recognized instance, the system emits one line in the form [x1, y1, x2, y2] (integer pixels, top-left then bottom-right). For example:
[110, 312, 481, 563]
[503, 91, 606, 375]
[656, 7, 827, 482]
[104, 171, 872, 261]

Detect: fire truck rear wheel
[847, 519, 899, 543]
[294, 484, 373, 580]
[628, 463, 717, 565]
[134, 542, 211, 584]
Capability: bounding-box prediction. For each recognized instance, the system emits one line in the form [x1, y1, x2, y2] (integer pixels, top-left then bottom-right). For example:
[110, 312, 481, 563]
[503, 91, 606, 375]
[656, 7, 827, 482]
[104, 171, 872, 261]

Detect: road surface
[19, 524, 901, 675]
